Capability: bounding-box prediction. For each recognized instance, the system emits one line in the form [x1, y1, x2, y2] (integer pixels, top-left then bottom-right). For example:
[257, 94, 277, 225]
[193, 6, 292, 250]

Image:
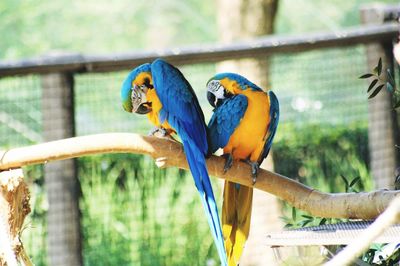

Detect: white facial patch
[207, 80, 225, 99]
[131, 85, 148, 112]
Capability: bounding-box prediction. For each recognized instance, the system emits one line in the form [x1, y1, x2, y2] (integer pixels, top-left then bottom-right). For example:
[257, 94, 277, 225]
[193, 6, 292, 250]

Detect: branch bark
[0, 169, 32, 266]
[325, 195, 400, 266]
[0, 133, 398, 220]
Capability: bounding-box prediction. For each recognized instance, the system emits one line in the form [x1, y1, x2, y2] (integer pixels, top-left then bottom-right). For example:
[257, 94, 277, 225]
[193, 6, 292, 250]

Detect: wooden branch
[0, 169, 32, 266]
[325, 196, 400, 266]
[0, 133, 399, 220]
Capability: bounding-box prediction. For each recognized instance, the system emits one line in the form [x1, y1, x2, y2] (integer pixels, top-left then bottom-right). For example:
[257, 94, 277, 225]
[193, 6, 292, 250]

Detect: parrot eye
[207, 80, 226, 100]
[207, 80, 221, 93]
[143, 77, 154, 89]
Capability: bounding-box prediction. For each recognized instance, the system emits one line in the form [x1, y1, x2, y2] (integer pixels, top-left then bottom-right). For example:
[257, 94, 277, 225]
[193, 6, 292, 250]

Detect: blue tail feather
[183, 140, 227, 266]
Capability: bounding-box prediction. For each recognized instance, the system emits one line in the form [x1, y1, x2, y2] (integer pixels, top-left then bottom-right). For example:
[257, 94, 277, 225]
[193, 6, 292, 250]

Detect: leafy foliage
[280, 172, 400, 265]
[275, 123, 400, 264]
[275, 123, 370, 231]
[359, 58, 400, 108]
[21, 153, 223, 266]
[0, 0, 217, 60]
[380, 246, 400, 265]
[79, 154, 222, 266]
[281, 174, 362, 229]
[274, 123, 372, 193]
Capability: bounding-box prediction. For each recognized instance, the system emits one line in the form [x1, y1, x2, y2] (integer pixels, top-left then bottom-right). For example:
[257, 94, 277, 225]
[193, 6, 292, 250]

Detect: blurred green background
[0, 0, 398, 265]
[0, 0, 397, 60]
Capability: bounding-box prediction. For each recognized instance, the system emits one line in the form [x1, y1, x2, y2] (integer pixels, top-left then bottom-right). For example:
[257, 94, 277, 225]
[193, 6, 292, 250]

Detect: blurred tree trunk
[360, 5, 400, 190]
[216, 1, 280, 265]
[217, 0, 278, 87]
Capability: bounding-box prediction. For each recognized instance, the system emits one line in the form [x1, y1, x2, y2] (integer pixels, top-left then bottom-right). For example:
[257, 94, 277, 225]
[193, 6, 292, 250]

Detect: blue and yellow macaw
[206, 73, 279, 266]
[120, 59, 227, 266]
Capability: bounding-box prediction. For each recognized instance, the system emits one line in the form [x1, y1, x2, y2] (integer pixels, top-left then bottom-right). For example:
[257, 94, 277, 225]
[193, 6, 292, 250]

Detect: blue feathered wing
[208, 95, 248, 153]
[151, 59, 227, 265]
[258, 90, 279, 164]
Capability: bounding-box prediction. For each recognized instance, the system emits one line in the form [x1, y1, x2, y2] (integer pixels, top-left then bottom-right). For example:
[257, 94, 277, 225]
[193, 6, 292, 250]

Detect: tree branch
[0, 169, 32, 266]
[0, 133, 398, 219]
[325, 195, 400, 266]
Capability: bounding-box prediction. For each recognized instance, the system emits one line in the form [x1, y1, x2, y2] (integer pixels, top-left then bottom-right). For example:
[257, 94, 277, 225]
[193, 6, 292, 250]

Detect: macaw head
[206, 75, 234, 108]
[121, 63, 153, 114]
[206, 73, 263, 108]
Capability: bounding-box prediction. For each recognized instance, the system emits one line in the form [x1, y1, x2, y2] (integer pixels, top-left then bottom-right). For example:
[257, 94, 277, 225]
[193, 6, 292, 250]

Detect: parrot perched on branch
[120, 59, 227, 265]
[206, 73, 279, 266]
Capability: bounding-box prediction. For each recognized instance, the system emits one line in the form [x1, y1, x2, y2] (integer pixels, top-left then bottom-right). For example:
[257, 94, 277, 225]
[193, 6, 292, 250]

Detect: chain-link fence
[0, 34, 398, 265]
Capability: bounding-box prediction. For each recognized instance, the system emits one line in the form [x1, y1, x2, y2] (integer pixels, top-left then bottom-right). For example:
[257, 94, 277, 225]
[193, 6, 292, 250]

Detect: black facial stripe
[144, 78, 154, 89]
[223, 89, 233, 98]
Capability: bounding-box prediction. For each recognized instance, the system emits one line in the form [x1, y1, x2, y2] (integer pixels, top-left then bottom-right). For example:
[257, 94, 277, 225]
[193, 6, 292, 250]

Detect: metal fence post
[41, 71, 82, 266]
[360, 4, 400, 189]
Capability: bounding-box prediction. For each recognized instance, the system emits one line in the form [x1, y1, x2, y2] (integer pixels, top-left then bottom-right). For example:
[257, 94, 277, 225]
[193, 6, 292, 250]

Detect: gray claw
[222, 153, 234, 173]
[250, 163, 259, 185]
[241, 159, 259, 185]
[148, 127, 167, 137]
[148, 127, 158, 136]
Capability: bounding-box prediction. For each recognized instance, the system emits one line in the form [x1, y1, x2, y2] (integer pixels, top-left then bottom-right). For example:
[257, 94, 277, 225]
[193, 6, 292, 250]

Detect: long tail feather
[222, 181, 253, 266]
[183, 140, 227, 266]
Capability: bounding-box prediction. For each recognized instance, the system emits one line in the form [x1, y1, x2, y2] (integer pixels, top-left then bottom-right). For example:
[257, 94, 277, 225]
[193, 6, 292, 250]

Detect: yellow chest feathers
[145, 89, 173, 131]
[224, 88, 271, 161]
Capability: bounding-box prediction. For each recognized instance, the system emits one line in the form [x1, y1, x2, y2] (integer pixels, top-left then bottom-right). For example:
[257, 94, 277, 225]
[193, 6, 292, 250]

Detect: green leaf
[377, 58, 382, 76]
[349, 176, 361, 187]
[359, 73, 374, 79]
[387, 69, 396, 87]
[373, 58, 382, 75]
[349, 188, 359, 193]
[367, 79, 378, 93]
[364, 249, 377, 264]
[301, 215, 313, 219]
[299, 220, 311, 227]
[394, 100, 400, 109]
[319, 218, 327, 225]
[292, 207, 297, 221]
[284, 223, 293, 228]
[387, 82, 394, 93]
[369, 84, 385, 99]
[340, 174, 349, 190]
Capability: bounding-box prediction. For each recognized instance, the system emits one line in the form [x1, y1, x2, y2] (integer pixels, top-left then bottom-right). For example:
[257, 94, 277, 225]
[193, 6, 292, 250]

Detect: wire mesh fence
[271, 46, 369, 125]
[0, 75, 42, 147]
[0, 42, 398, 265]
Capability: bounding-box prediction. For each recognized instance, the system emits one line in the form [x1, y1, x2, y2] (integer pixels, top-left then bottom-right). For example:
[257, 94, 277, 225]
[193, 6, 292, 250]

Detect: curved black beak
[207, 91, 216, 107]
[135, 103, 152, 114]
[207, 91, 225, 108]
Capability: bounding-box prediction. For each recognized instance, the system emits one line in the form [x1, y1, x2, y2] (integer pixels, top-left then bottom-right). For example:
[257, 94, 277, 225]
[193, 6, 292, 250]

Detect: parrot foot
[241, 159, 260, 184]
[148, 127, 168, 137]
[148, 127, 178, 142]
[222, 153, 234, 173]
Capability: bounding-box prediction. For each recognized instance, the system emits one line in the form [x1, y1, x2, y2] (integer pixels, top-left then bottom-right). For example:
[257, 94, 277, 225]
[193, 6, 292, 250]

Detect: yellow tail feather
[222, 181, 253, 266]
